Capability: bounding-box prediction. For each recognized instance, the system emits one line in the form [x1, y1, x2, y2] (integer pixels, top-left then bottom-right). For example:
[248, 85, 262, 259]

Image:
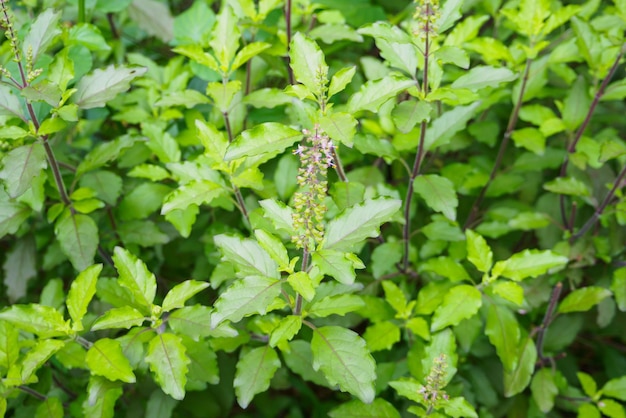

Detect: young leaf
[168, 305, 237, 340]
[530, 368, 558, 413]
[234, 346, 281, 408]
[231, 42, 271, 72]
[413, 175, 458, 221]
[0, 201, 31, 238]
[23, 9, 61, 63]
[224, 122, 303, 161]
[19, 339, 66, 383]
[491, 249, 568, 281]
[424, 102, 480, 151]
[287, 272, 316, 301]
[209, 5, 239, 72]
[465, 229, 493, 274]
[0, 143, 47, 198]
[431, 285, 482, 332]
[450, 66, 517, 90]
[254, 229, 289, 269]
[82, 376, 123, 418]
[72, 65, 147, 109]
[269, 315, 302, 347]
[485, 304, 520, 372]
[161, 280, 210, 312]
[160, 180, 225, 215]
[67, 264, 103, 329]
[0, 304, 69, 337]
[323, 198, 401, 252]
[290, 32, 328, 96]
[311, 249, 365, 285]
[55, 214, 98, 272]
[308, 294, 365, 318]
[363, 321, 401, 352]
[348, 75, 415, 113]
[113, 246, 157, 313]
[146, 333, 190, 400]
[319, 112, 357, 147]
[0, 84, 27, 121]
[557, 286, 612, 314]
[329, 398, 401, 418]
[91, 306, 146, 331]
[214, 234, 279, 279]
[420, 256, 471, 282]
[602, 376, 626, 401]
[503, 336, 537, 397]
[328, 66, 357, 98]
[210, 276, 283, 328]
[35, 397, 63, 418]
[311, 326, 376, 403]
[562, 76, 591, 132]
[0, 321, 19, 371]
[85, 338, 136, 383]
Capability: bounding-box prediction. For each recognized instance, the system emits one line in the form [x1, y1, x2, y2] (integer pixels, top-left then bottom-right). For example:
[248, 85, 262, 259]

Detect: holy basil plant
[1, 0, 626, 417]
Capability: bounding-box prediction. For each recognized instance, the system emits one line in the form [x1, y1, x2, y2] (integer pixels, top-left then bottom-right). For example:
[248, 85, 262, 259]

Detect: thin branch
[536, 282, 562, 362]
[284, 0, 295, 85]
[464, 57, 533, 230]
[558, 43, 625, 229]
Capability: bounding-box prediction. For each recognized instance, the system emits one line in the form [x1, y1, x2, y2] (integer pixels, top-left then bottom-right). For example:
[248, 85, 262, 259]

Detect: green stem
[285, 0, 295, 85]
[222, 107, 251, 226]
[463, 57, 533, 230]
[78, 0, 85, 23]
[294, 248, 309, 316]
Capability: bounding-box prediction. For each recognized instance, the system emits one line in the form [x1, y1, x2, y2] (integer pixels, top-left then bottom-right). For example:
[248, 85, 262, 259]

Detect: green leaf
[211, 276, 283, 327]
[451, 66, 517, 90]
[68, 23, 111, 52]
[511, 128, 546, 155]
[209, 5, 239, 72]
[82, 376, 123, 418]
[18, 339, 66, 382]
[329, 398, 401, 418]
[234, 346, 281, 408]
[67, 264, 102, 330]
[146, 333, 190, 400]
[0, 84, 27, 121]
[544, 177, 590, 196]
[0, 143, 47, 198]
[55, 214, 98, 272]
[490, 280, 524, 306]
[492, 249, 568, 281]
[214, 234, 279, 279]
[312, 249, 364, 285]
[414, 174, 458, 221]
[129, 0, 174, 43]
[35, 397, 63, 418]
[73, 65, 147, 109]
[0, 304, 69, 337]
[319, 112, 357, 147]
[287, 272, 316, 301]
[91, 306, 146, 331]
[225, 122, 303, 161]
[145, 390, 178, 418]
[168, 305, 237, 340]
[348, 75, 415, 113]
[308, 294, 365, 318]
[85, 338, 136, 383]
[328, 66, 357, 98]
[283, 340, 330, 387]
[323, 198, 401, 252]
[421, 256, 471, 282]
[76, 136, 136, 176]
[431, 285, 482, 332]
[598, 399, 626, 418]
[578, 372, 597, 397]
[269, 315, 302, 347]
[113, 247, 157, 313]
[231, 42, 271, 72]
[363, 321, 401, 352]
[311, 326, 376, 403]
[2, 236, 37, 302]
[485, 304, 520, 372]
[424, 102, 480, 151]
[23, 8, 61, 62]
[557, 286, 612, 314]
[530, 368, 559, 413]
[503, 336, 537, 397]
[162, 280, 210, 312]
[0, 321, 19, 371]
[254, 229, 289, 269]
[562, 76, 591, 131]
[381, 281, 409, 316]
[391, 99, 432, 133]
[289, 32, 328, 96]
[183, 337, 220, 386]
[0, 201, 31, 238]
[603, 376, 626, 401]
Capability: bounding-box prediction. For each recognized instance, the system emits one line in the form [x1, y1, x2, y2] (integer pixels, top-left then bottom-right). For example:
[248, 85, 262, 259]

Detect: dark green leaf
[329, 398, 401, 418]
[414, 174, 458, 221]
[234, 346, 281, 408]
[2, 236, 37, 302]
[503, 336, 537, 397]
[0, 143, 47, 198]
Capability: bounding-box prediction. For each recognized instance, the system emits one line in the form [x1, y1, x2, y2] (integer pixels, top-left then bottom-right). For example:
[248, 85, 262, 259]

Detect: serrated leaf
[308, 294, 365, 318]
[214, 234, 279, 279]
[328, 66, 357, 98]
[311, 326, 376, 403]
[254, 229, 289, 268]
[603, 376, 626, 401]
[283, 340, 331, 387]
[287, 271, 315, 301]
[490, 280, 524, 306]
[231, 42, 271, 72]
[91, 306, 146, 331]
[168, 305, 237, 340]
[86, 338, 136, 383]
[144, 390, 178, 418]
[0, 84, 27, 121]
[503, 336, 537, 397]
[329, 398, 401, 418]
[0, 321, 19, 371]
[209, 5, 239, 71]
[211, 276, 283, 328]
[224, 122, 303, 161]
[67, 264, 102, 329]
[129, 0, 174, 42]
[82, 376, 123, 418]
[0, 304, 69, 337]
[19, 339, 66, 382]
[557, 286, 612, 314]
[55, 214, 98, 272]
[431, 285, 482, 331]
[312, 249, 364, 285]
[492, 249, 568, 281]
[146, 333, 190, 400]
[234, 346, 281, 408]
[414, 175, 458, 221]
[113, 247, 157, 313]
[0, 201, 31, 238]
[451, 66, 517, 90]
[290, 32, 328, 96]
[0, 143, 47, 198]
[323, 198, 401, 252]
[162, 280, 210, 312]
[363, 321, 401, 352]
[73, 65, 147, 109]
[485, 304, 520, 372]
[269, 315, 302, 347]
[183, 338, 220, 386]
[348, 75, 414, 113]
[424, 102, 480, 151]
[23, 9, 61, 63]
[319, 112, 357, 147]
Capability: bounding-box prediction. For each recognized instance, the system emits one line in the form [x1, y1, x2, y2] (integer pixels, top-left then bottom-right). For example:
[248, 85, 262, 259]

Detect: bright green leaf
[289, 32, 328, 97]
[113, 247, 157, 313]
[363, 321, 401, 352]
[558, 286, 612, 314]
[431, 285, 482, 332]
[162, 280, 210, 312]
[329, 398, 401, 418]
[503, 336, 537, 397]
[348, 75, 414, 113]
[234, 346, 281, 408]
[146, 333, 190, 400]
[91, 306, 146, 331]
[531, 368, 558, 412]
[492, 249, 568, 281]
[67, 264, 102, 329]
[224, 122, 303, 161]
[451, 66, 517, 90]
[0, 304, 69, 338]
[85, 338, 136, 383]
[414, 174, 458, 221]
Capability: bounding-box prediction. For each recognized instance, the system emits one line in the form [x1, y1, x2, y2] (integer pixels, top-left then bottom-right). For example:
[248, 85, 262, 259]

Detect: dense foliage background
[1, 0, 625, 417]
